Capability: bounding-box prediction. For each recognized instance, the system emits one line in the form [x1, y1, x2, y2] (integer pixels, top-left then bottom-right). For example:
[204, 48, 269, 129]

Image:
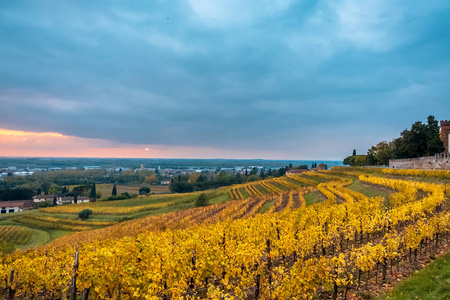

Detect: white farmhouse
[0, 200, 34, 214]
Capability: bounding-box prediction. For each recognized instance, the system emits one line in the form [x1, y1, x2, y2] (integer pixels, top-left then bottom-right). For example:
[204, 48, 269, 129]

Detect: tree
[363, 115, 445, 165]
[139, 187, 150, 195]
[195, 193, 208, 207]
[53, 195, 57, 206]
[246, 174, 260, 182]
[352, 149, 356, 156]
[145, 174, 159, 185]
[41, 182, 51, 195]
[112, 184, 117, 196]
[391, 116, 444, 159]
[343, 156, 354, 166]
[426, 115, 445, 155]
[260, 169, 266, 180]
[74, 194, 78, 204]
[343, 155, 367, 166]
[197, 174, 208, 183]
[367, 141, 394, 165]
[89, 182, 96, 202]
[36, 187, 41, 195]
[235, 173, 243, 184]
[79, 209, 93, 220]
[277, 167, 286, 177]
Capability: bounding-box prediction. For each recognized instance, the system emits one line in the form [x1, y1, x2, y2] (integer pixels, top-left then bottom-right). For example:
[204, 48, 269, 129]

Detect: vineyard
[0, 226, 33, 253]
[1, 168, 450, 299]
[12, 215, 116, 231]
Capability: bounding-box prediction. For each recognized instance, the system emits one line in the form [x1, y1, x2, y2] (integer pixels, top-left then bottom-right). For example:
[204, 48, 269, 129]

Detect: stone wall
[389, 153, 450, 170]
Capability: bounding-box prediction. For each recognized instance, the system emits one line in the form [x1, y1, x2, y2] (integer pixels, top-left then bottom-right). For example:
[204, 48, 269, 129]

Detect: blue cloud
[0, 0, 449, 159]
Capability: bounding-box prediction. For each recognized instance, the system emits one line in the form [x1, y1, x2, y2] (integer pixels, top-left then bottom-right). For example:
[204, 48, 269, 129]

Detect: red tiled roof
[0, 200, 34, 207]
[286, 169, 309, 174]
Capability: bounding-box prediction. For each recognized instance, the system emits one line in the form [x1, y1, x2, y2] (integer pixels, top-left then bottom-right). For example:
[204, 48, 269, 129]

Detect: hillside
[1, 168, 450, 299]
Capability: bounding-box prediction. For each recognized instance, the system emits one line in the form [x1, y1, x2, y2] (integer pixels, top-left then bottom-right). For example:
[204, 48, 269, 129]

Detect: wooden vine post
[8, 269, 14, 300]
[71, 248, 79, 300]
[266, 239, 272, 286]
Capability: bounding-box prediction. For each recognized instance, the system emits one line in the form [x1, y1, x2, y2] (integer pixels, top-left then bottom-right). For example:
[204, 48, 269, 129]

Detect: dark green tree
[235, 173, 243, 184]
[36, 187, 41, 195]
[197, 174, 208, 182]
[79, 209, 93, 220]
[426, 115, 445, 155]
[343, 156, 354, 166]
[89, 182, 97, 202]
[195, 193, 208, 207]
[41, 182, 51, 195]
[260, 169, 266, 180]
[352, 149, 356, 156]
[53, 195, 57, 206]
[246, 174, 260, 182]
[74, 194, 78, 204]
[139, 187, 150, 195]
[112, 184, 117, 196]
[367, 141, 394, 165]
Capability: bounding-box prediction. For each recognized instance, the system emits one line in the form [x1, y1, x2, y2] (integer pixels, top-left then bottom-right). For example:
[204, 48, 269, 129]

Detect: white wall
[0, 206, 21, 214]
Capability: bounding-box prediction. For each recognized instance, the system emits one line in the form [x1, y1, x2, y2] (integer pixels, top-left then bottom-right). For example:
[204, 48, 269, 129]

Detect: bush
[105, 192, 133, 201]
[78, 209, 93, 220]
[34, 201, 51, 209]
[195, 193, 208, 207]
[139, 187, 151, 195]
[246, 175, 260, 182]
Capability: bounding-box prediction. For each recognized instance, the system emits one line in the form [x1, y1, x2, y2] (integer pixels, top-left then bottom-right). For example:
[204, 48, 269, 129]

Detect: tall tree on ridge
[112, 184, 117, 196]
[89, 182, 97, 202]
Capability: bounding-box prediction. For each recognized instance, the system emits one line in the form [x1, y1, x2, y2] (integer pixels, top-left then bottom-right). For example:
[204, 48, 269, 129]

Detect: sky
[1, 0, 450, 160]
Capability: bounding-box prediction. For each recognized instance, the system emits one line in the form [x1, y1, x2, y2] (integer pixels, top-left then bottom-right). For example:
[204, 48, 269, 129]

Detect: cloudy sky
[1, 1, 449, 160]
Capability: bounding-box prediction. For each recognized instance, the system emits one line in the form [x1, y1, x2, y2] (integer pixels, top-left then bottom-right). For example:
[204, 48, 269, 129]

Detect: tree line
[169, 165, 309, 193]
[344, 115, 445, 166]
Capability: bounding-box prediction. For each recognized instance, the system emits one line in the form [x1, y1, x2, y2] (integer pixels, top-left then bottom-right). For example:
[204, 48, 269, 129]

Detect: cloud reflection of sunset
[0, 128, 283, 159]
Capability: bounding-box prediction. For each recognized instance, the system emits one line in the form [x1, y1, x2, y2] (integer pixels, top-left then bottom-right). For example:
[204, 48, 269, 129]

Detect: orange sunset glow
[0, 128, 285, 159]
[0, 128, 155, 158]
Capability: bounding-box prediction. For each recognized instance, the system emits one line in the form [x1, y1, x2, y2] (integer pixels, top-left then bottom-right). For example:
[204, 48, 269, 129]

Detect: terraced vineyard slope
[1, 169, 450, 299]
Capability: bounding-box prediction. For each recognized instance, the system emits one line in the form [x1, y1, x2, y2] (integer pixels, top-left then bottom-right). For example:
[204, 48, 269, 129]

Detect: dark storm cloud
[1, 0, 450, 159]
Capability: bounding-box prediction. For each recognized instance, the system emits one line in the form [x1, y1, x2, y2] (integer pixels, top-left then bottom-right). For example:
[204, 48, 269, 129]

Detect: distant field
[95, 184, 170, 197]
[67, 183, 170, 197]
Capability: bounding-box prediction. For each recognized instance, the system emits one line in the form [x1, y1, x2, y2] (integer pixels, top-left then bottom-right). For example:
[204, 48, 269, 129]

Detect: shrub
[139, 187, 151, 195]
[78, 209, 93, 220]
[195, 193, 208, 207]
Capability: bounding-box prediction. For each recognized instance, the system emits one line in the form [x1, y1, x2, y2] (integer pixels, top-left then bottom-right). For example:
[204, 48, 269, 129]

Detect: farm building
[57, 196, 89, 205]
[32, 194, 56, 203]
[0, 200, 34, 214]
[285, 169, 309, 175]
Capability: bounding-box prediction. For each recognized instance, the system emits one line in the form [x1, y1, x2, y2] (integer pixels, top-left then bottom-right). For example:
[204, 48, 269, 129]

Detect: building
[286, 169, 309, 175]
[13, 171, 34, 176]
[57, 196, 89, 205]
[33, 195, 56, 203]
[0, 200, 34, 214]
[441, 120, 450, 154]
[84, 166, 101, 170]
